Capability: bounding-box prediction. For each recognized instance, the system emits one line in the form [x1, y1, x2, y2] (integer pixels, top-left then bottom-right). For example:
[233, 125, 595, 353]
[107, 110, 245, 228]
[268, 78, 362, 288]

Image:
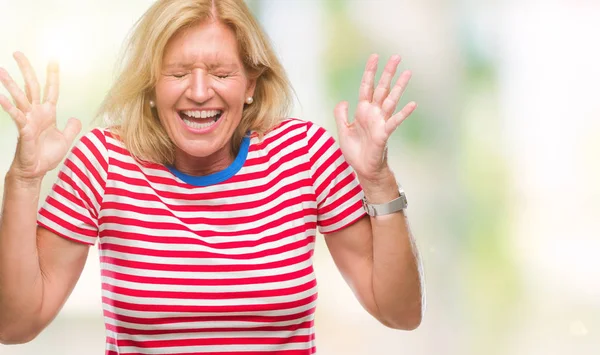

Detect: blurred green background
[1, 0, 599, 354]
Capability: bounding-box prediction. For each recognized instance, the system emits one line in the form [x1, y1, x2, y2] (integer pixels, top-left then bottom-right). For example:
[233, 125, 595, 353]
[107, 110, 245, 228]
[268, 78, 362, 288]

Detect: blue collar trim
[166, 136, 250, 187]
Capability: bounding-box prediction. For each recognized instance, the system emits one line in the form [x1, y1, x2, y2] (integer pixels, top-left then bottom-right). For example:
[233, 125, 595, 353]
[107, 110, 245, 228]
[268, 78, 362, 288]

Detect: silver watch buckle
[362, 197, 377, 216]
[362, 186, 407, 217]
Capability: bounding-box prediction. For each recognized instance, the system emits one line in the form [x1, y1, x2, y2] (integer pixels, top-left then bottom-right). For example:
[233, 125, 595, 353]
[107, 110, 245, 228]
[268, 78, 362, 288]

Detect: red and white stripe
[38, 118, 365, 354]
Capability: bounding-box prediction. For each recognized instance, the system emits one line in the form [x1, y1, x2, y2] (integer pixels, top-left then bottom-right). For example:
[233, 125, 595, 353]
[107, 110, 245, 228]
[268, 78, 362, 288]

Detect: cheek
[218, 80, 249, 102]
[156, 109, 175, 133]
[155, 80, 184, 106]
[154, 85, 179, 128]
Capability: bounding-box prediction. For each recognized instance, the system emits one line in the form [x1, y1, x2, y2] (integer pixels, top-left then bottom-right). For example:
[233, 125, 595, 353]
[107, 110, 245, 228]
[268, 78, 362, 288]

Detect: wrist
[5, 167, 43, 189]
[357, 168, 399, 204]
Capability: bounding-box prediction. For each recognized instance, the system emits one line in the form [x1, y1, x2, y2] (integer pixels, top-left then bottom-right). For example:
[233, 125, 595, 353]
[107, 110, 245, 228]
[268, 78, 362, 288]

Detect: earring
[149, 100, 156, 108]
[245, 97, 254, 105]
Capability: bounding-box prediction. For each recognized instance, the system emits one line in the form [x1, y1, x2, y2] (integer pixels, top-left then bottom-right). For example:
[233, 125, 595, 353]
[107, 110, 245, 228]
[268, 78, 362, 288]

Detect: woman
[0, 0, 423, 353]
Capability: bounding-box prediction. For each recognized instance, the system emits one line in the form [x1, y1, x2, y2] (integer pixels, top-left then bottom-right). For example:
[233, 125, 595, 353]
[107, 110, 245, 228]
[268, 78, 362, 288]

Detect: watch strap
[362, 187, 407, 217]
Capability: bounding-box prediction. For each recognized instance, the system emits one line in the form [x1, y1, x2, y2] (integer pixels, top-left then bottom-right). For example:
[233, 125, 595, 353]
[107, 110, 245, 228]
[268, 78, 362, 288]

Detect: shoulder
[77, 126, 128, 154]
[264, 118, 311, 135]
[70, 127, 109, 154]
[249, 118, 334, 153]
[77, 127, 117, 146]
[253, 118, 330, 142]
[277, 117, 324, 132]
[69, 127, 132, 168]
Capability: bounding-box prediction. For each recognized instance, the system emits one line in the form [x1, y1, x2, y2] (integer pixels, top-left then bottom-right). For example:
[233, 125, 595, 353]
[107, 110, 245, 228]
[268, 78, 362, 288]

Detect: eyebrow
[162, 61, 240, 70]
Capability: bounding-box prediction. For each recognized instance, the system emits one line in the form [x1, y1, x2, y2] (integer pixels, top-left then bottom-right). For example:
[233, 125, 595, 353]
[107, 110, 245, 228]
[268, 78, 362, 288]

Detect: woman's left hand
[334, 54, 417, 182]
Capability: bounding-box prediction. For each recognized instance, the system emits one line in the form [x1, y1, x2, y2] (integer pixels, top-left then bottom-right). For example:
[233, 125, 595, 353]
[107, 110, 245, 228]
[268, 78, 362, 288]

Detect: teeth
[182, 110, 221, 119]
[182, 118, 217, 130]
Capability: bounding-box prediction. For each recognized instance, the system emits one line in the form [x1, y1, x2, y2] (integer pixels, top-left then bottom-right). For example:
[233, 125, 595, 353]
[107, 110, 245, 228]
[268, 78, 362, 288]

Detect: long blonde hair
[97, 0, 293, 165]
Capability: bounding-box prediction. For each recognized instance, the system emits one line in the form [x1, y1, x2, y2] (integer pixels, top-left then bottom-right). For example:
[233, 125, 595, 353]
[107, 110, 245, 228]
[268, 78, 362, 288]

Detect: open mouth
[178, 109, 223, 130]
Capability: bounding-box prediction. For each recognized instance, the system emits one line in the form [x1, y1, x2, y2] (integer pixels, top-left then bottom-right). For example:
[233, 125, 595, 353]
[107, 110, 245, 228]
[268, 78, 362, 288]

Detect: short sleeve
[306, 121, 365, 234]
[37, 129, 109, 245]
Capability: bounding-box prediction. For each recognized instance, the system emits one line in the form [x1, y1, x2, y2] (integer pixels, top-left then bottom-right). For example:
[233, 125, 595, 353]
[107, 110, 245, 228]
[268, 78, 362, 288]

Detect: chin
[174, 128, 236, 161]
[175, 138, 226, 158]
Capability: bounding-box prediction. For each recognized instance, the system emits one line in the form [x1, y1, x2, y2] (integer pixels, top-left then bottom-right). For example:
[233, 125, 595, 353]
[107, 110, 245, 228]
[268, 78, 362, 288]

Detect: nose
[187, 69, 214, 103]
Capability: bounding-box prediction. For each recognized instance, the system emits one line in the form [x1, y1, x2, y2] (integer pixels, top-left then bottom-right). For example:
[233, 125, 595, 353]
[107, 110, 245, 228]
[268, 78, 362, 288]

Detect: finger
[334, 101, 350, 134]
[385, 101, 417, 135]
[373, 55, 401, 106]
[382, 70, 412, 118]
[43, 61, 60, 104]
[0, 93, 27, 128]
[62, 117, 82, 145]
[13, 52, 41, 105]
[358, 54, 378, 102]
[0, 67, 32, 112]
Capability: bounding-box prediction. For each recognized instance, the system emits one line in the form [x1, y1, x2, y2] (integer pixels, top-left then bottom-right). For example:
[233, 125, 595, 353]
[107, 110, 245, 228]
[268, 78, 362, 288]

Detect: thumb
[62, 117, 82, 145]
[334, 101, 350, 133]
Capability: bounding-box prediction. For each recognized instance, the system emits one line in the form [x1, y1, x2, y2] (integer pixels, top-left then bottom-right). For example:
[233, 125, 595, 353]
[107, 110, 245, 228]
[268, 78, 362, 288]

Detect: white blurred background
[1, 0, 599, 354]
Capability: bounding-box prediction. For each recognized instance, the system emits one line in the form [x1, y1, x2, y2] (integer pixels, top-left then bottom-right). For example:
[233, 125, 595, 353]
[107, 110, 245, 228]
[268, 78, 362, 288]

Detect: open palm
[0, 52, 81, 180]
[334, 54, 417, 181]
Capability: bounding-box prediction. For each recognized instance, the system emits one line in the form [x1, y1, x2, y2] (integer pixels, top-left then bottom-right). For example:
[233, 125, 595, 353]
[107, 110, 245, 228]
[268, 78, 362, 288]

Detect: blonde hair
[96, 0, 293, 165]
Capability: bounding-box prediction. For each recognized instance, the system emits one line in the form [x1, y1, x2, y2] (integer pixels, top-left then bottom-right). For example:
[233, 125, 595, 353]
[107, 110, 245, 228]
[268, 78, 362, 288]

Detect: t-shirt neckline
[166, 136, 250, 187]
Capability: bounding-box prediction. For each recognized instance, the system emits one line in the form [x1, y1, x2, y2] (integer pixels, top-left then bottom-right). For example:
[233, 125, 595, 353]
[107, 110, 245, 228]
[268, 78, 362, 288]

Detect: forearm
[0, 169, 45, 342]
[360, 170, 423, 329]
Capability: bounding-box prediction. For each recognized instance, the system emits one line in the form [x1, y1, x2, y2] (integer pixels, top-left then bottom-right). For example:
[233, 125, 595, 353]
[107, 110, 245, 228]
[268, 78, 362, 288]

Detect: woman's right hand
[0, 52, 81, 182]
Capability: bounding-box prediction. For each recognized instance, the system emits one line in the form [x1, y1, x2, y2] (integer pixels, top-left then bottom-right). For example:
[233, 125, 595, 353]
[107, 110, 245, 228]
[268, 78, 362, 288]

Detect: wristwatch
[362, 185, 408, 217]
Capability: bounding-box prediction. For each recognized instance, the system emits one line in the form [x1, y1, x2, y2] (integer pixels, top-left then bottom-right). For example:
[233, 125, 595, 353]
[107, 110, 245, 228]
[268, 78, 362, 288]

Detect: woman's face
[154, 20, 255, 167]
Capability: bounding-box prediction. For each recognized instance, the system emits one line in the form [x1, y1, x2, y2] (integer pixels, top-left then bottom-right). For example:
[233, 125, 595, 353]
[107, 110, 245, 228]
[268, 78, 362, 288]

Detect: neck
[173, 143, 237, 177]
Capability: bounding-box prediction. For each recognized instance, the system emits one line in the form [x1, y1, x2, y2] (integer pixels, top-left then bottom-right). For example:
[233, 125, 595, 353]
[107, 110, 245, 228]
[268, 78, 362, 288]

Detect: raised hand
[334, 54, 417, 182]
[0, 52, 81, 181]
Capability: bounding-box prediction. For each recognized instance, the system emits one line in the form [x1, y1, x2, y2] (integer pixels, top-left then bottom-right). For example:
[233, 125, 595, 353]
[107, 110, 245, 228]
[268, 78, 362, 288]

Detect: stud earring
[149, 100, 156, 108]
[245, 97, 254, 105]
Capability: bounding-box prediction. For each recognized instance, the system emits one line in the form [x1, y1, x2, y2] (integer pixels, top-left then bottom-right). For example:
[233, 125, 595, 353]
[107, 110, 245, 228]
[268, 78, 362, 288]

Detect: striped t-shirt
[38, 118, 365, 354]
